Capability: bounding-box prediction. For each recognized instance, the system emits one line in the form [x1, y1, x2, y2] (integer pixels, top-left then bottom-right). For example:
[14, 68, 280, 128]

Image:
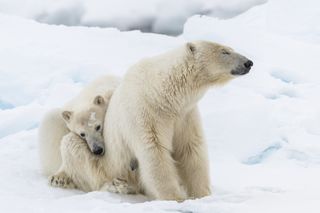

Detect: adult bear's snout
[244, 60, 253, 69]
[231, 59, 253, 76]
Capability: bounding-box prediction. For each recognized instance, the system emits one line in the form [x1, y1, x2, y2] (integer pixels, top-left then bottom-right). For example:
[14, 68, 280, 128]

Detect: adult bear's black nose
[244, 60, 253, 68]
[93, 146, 104, 155]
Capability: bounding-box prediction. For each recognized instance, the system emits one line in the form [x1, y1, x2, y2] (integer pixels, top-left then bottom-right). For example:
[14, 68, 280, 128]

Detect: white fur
[38, 75, 120, 177]
[49, 132, 139, 193]
[39, 41, 250, 199]
[38, 108, 69, 176]
[39, 75, 140, 194]
[63, 75, 120, 112]
[88, 112, 96, 127]
[102, 41, 250, 200]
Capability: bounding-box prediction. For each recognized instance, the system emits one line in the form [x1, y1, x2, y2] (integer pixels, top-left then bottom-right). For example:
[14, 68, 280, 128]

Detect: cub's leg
[48, 132, 101, 192]
[173, 108, 211, 199]
[49, 171, 76, 189]
[49, 132, 137, 194]
[101, 158, 140, 194]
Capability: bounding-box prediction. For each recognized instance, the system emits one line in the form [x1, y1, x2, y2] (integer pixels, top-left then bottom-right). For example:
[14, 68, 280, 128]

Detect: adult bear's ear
[186, 42, 196, 55]
[104, 91, 113, 102]
[62, 111, 72, 122]
[93, 95, 105, 105]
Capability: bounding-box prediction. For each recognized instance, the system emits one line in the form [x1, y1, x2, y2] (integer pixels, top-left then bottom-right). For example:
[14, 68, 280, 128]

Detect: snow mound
[0, 0, 266, 35]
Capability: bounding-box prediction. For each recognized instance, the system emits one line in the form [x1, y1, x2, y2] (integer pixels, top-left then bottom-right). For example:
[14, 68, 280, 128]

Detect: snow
[0, 0, 266, 35]
[0, 0, 320, 212]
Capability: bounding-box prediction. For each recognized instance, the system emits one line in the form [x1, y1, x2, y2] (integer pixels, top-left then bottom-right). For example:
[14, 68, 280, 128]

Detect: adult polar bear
[102, 40, 253, 200]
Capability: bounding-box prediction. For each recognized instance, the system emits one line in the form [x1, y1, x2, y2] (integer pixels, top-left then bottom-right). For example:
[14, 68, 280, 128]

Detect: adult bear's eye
[222, 49, 230, 55]
[80, 133, 86, 138]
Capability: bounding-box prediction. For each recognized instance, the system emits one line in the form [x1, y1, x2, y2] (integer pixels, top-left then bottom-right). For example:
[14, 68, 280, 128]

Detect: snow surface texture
[0, 0, 320, 212]
[0, 0, 266, 35]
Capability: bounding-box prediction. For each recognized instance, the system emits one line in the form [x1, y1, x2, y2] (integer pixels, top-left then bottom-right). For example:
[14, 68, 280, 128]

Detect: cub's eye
[80, 133, 86, 138]
[95, 125, 101, 131]
[222, 49, 230, 55]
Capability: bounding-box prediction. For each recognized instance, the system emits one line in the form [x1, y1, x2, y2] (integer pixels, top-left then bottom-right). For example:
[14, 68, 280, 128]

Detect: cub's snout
[92, 143, 104, 155]
[87, 136, 105, 155]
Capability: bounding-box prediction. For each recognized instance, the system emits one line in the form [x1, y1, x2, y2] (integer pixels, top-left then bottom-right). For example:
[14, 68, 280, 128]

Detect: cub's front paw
[112, 178, 139, 194]
[101, 178, 137, 194]
[49, 173, 76, 189]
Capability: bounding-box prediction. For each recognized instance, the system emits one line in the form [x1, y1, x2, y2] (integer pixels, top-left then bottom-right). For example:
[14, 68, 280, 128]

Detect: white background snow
[0, 0, 320, 212]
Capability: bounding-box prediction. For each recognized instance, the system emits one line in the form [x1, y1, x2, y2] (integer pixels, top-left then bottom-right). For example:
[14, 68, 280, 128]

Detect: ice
[244, 143, 282, 165]
[0, 0, 265, 35]
[0, 0, 320, 212]
[0, 100, 14, 110]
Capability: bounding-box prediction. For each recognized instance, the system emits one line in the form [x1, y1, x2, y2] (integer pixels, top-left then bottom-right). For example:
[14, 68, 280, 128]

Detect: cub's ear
[93, 95, 105, 105]
[62, 111, 72, 122]
[186, 42, 196, 55]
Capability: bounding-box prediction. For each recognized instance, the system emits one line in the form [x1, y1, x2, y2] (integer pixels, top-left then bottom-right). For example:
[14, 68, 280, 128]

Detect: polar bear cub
[38, 75, 138, 193]
[39, 75, 119, 176]
[50, 131, 139, 193]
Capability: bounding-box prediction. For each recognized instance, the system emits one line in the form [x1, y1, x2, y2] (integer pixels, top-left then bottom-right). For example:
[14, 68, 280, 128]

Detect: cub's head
[186, 41, 253, 86]
[62, 93, 112, 156]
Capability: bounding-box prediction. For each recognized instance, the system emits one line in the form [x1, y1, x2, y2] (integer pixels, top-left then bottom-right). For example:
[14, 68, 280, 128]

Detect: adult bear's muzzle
[231, 59, 253, 75]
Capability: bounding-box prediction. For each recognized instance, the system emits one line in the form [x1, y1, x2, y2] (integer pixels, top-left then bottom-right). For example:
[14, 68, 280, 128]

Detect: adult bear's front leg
[173, 108, 211, 198]
[133, 125, 187, 201]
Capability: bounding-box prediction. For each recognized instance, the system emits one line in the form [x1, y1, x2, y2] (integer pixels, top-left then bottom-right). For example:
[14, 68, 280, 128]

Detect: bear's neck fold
[156, 57, 208, 116]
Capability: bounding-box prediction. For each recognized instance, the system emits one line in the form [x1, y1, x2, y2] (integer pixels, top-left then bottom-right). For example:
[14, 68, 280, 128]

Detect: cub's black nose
[93, 146, 104, 155]
[244, 60, 253, 68]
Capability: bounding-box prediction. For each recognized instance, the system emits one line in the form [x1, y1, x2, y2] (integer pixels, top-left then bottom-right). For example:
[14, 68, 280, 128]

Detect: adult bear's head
[186, 41, 253, 86]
